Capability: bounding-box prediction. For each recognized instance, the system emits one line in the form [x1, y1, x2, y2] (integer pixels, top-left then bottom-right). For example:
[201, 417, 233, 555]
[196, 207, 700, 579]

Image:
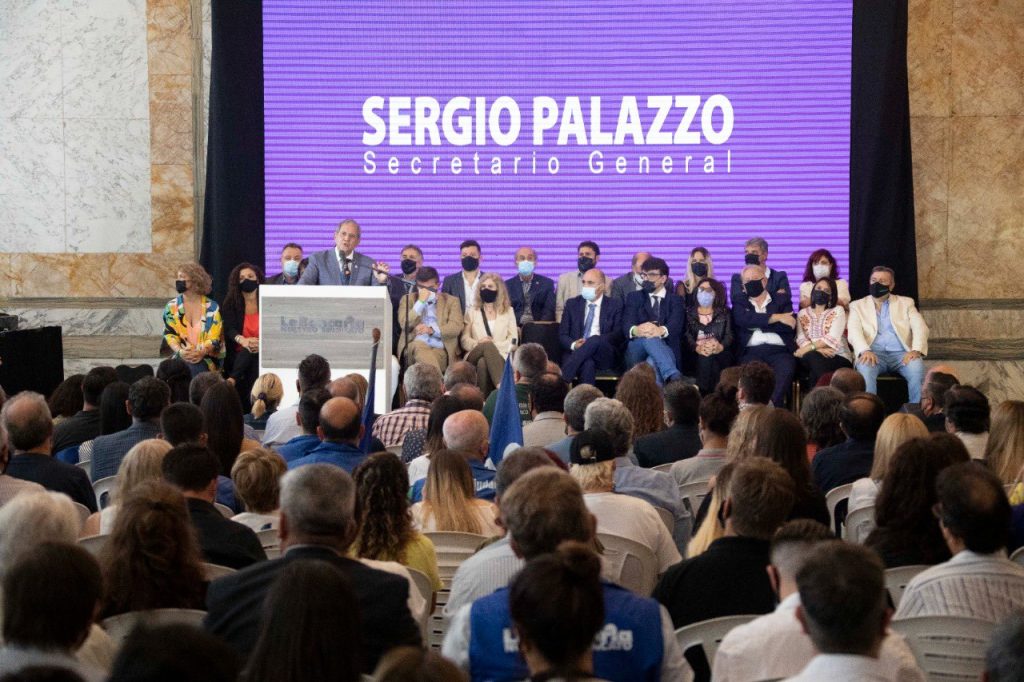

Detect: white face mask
[633, 273, 644, 286]
[812, 263, 831, 280]
[581, 286, 598, 302]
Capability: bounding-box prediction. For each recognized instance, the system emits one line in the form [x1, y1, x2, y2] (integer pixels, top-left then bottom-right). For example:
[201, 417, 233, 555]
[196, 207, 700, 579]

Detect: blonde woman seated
[984, 400, 1024, 504]
[81, 438, 172, 537]
[231, 447, 287, 531]
[411, 449, 501, 537]
[848, 413, 928, 513]
[460, 273, 518, 396]
[244, 373, 284, 432]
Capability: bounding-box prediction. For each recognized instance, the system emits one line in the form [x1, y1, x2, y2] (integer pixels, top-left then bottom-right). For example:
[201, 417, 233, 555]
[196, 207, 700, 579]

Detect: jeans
[625, 337, 680, 385]
[856, 349, 925, 403]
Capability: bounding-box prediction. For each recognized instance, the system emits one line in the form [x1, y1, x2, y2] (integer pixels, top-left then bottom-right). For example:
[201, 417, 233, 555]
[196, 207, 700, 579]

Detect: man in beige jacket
[847, 266, 929, 403]
[397, 266, 464, 372]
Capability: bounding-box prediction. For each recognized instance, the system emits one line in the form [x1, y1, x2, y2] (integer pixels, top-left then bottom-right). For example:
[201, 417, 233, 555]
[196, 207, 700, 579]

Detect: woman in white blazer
[461, 273, 518, 395]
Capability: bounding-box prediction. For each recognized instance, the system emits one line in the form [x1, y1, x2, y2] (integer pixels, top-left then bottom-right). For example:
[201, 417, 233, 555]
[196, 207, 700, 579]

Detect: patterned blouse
[163, 294, 226, 371]
[796, 305, 852, 362]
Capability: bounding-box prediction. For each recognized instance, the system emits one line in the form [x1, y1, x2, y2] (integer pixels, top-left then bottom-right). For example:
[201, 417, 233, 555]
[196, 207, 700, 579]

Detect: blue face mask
[282, 260, 299, 277]
[697, 290, 715, 307]
[581, 286, 598, 301]
[517, 260, 535, 277]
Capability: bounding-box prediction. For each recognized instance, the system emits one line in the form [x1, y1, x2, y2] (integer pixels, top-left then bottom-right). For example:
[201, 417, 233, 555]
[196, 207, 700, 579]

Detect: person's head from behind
[0, 492, 79, 576]
[108, 623, 240, 682]
[113, 438, 173, 505]
[424, 395, 467, 455]
[128, 377, 171, 423]
[159, 402, 205, 447]
[800, 386, 845, 450]
[0, 392, 52, 455]
[723, 457, 795, 540]
[568, 429, 617, 494]
[795, 542, 888, 657]
[513, 343, 548, 384]
[297, 388, 331, 436]
[698, 390, 739, 443]
[156, 358, 191, 404]
[2, 543, 100, 653]
[614, 365, 663, 438]
[82, 366, 119, 409]
[983, 611, 1024, 682]
[447, 383, 484, 412]
[161, 444, 219, 502]
[442, 409, 489, 461]
[754, 409, 813, 492]
[246, 560, 362, 682]
[839, 392, 886, 442]
[562, 383, 603, 435]
[737, 361, 774, 406]
[344, 373, 369, 409]
[494, 447, 558, 502]
[530, 373, 569, 417]
[501, 468, 593, 559]
[249, 373, 284, 419]
[403, 363, 443, 403]
[47, 374, 84, 420]
[725, 404, 771, 462]
[231, 448, 286, 514]
[583, 398, 634, 458]
[372, 647, 467, 682]
[509, 542, 604, 677]
[945, 384, 991, 435]
[99, 380, 132, 435]
[665, 382, 701, 428]
[188, 371, 222, 406]
[200, 381, 244, 475]
[443, 361, 478, 392]
[985, 400, 1024, 485]
[352, 452, 411, 559]
[278, 464, 356, 552]
[297, 353, 331, 393]
[920, 371, 958, 417]
[829, 367, 866, 396]
[768, 519, 834, 597]
[318, 397, 363, 445]
[935, 461, 1012, 554]
[870, 413, 929, 481]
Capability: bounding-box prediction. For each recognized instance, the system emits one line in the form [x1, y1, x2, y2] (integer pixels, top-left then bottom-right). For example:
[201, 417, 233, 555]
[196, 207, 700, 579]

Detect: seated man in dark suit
[733, 264, 797, 406]
[729, 236, 791, 306]
[1, 392, 97, 512]
[162, 444, 265, 570]
[286, 397, 366, 474]
[51, 366, 118, 455]
[634, 382, 703, 467]
[91, 376, 170, 481]
[298, 218, 390, 286]
[441, 239, 483, 313]
[506, 246, 556, 325]
[621, 257, 685, 385]
[559, 267, 623, 386]
[812, 392, 886, 494]
[204, 463, 421, 671]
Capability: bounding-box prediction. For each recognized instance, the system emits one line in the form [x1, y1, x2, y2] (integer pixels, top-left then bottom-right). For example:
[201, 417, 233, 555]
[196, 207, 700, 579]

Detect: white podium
[259, 285, 393, 414]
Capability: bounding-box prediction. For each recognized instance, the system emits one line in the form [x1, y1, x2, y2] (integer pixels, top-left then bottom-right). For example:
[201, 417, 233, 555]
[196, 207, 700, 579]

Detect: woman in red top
[222, 262, 265, 408]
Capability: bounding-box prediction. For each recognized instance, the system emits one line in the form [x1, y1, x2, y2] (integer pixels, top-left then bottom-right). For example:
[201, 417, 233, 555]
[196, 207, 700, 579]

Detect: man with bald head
[610, 251, 673, 300]
[286, 397, 366, 473]
[829, 367, 866, 396]
[410, 409, 496, 502]
[330, 376, 387, 452]
[559, 266, 623, 385]
[733, 264, 797, 406]
[506, 246, 556, 325]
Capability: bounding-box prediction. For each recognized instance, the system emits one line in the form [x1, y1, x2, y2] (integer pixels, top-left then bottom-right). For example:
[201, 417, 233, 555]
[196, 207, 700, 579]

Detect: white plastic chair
[842, 504, 875, 544]
[596, 532, 659, 597]
[71, 501, 91, 529]
[675, 614, 759, 677]
[884, 565, 930, 608]
[825, 483, 853, 535]
[101, 608, 207, 646]
[653, 506, 675, 535]
[1010, 546, 1024, 566]
[78, 534, 109, 557]
[386, 444, 403, 457]
[892, 615, 995, 681]
[93, 476, 117, 510]
[201, 563, 237, 581]
[652, 463, 674, 473]
[678, 479, 711, 517]
[214, 503, 234, 518]
[76, 459, 92, 478]
[422, 531, 488, 650]
[256, 528, 279, 549]
[406, 567, 435, 641]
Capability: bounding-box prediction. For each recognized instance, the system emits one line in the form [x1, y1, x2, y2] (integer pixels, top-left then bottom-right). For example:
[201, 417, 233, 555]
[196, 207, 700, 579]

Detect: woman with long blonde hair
[410, 449, 500, 536]
[246, 373, 284, 430]
[985, 400, 1024, 503]
[686, 463, 735, 558]
[81, 438, 172, 537]
[847, 413, 929, 513]
[460, 272, 518, 395]
[675, 247, 714, 305]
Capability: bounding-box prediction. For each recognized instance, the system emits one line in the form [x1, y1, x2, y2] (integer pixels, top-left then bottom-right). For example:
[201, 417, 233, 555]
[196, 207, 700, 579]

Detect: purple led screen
[263, 1, 852, 298]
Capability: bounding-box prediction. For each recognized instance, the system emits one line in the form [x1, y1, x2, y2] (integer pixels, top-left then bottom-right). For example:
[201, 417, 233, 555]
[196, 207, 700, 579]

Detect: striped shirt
[371, 400, 431, 447]
[894, 550, 1024, 622]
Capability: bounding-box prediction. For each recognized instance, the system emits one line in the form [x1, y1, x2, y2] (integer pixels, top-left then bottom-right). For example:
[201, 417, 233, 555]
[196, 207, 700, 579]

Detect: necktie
[651, 295, 661, 320]
[583, 303, 597, 338]
[342, 257, 352, 285]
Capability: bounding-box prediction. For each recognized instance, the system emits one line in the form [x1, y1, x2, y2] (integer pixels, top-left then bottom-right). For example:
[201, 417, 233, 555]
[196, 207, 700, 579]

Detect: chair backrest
[256, 528, 280, 549]
[596, 532, 659, 597]
[675, 614, 759, 676]
[264, 546, 281, 560]
[405, 567, 435, 641]
[653, 506, 674, 535]
[71, 501, 91, 529]
[842, 504, 876, 544]
[201, 563, 237, 581]
[54, 444, 80, 464]
[1010, 546, 1024, 566]
[76, 459, 92, 477]
[214, 502, 234, 518]
[652, 463, 674, 473]
[892, 615, 995, 681]
[825, 483, 853, 535]
[386, 444, 403, 457]
[78, 534, 109, 557]
[678, 479, 711, 517]
[884, 565, 930, 609]
[93, 476, 117, 510]
[101, 608, 207, 646]
[422, 531, 487, 650]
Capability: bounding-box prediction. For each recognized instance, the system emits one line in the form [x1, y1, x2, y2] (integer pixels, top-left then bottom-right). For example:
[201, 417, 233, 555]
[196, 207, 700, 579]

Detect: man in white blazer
[298, 218, 390, 286]
[847, 266, 929, 402]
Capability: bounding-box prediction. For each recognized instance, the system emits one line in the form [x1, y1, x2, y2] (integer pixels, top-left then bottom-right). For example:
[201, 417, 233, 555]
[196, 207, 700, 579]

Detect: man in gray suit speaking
[299, 218, 390, 286]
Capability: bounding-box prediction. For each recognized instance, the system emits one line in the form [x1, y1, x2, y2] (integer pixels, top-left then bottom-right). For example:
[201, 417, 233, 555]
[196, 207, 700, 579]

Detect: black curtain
[849, 0, 918, 301]
[201, 0, 264, 304]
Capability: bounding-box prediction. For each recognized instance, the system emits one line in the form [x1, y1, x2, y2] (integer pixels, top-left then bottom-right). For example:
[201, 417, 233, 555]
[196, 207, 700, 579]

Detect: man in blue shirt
[275, 388, 331, 463]
[410, 409, 495, 502]
[287, 397, 366, 474]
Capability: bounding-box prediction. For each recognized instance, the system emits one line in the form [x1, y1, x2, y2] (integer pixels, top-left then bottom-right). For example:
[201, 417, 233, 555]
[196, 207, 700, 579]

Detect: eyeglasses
[639, 272, 664, 281]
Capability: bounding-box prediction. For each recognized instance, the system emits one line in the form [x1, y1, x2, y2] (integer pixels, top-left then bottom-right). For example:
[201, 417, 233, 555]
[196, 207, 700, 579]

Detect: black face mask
[577, 256, 595, 273]
[239, 279, 259, 294]
[811, 289, 830, 307]
[400, 258, 418, 275]
[744, 253, 761, 265]
[175, 280, 187, 294]
[691, 261, 708, 278]
[479, 288, 498, 304]
[869, 282, 891, 298]
[744, 280, 765, 298]
[641, 280, 657, 294]
[461, 255, 479, 272]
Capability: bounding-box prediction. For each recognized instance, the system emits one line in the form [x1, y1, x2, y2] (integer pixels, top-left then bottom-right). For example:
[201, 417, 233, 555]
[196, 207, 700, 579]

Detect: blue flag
[487, 354, 523, 466]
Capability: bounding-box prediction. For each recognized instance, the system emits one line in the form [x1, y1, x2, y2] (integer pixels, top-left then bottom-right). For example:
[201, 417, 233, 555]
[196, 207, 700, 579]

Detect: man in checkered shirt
[372, 362, 443, 447]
